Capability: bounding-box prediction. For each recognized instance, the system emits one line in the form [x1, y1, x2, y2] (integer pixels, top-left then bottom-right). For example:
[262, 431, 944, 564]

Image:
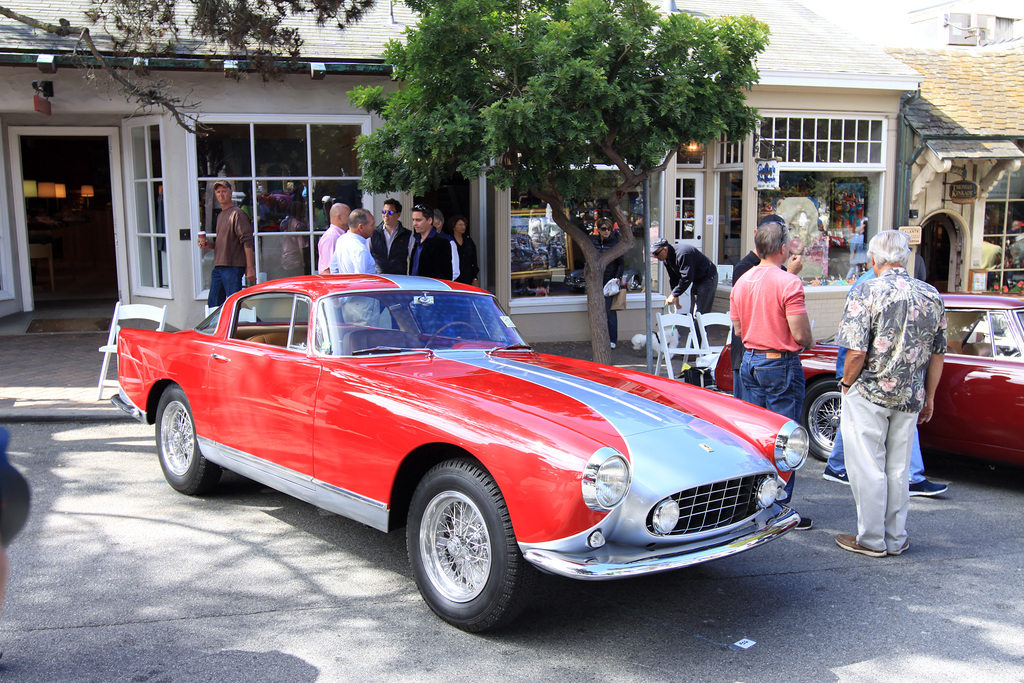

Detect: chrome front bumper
[521, 507, 800, 580]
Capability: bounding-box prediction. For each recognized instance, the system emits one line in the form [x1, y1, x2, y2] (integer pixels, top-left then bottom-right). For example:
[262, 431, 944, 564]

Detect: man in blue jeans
[730, 217, 815, 529]
[822, 271, 947, 496]
[201, 180, 256, 307]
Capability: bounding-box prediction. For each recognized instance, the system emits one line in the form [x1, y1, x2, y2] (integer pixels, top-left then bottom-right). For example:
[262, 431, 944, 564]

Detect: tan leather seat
[248, 332, 289, 347]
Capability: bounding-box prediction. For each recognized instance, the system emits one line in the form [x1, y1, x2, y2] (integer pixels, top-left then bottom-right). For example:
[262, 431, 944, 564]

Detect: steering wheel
[426, 321, 477, 348]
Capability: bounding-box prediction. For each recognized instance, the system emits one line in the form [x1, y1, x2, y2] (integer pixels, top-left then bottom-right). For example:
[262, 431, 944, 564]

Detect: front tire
[155, 386, 222, 495]
[407, 459, 536, 632]
[802, 378, 842, 462]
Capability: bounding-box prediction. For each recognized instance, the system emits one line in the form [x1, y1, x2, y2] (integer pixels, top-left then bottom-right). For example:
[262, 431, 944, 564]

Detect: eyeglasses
[412, 204, 433, 217]
[381, 209, 395, 216]
[598, 227, 611, 232]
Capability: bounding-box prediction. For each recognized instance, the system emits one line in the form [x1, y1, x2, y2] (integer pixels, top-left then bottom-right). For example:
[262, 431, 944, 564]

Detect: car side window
[990, 312, 1020, 358]
[945, 310, 989, 356]
[229, 292, 308, 351]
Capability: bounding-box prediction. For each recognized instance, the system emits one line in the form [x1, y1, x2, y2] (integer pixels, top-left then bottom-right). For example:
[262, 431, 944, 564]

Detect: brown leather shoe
[887, 538, 910, 556]
[836, 533, 885, 557]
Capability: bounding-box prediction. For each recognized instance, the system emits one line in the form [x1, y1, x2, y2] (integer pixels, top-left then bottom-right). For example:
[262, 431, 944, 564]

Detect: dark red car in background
[715, 294, 1024, 466]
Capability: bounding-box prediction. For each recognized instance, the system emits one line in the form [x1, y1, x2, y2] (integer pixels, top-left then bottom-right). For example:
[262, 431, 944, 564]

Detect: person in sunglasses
[408, 203, 453, 280]
[370, 198, 412, 275]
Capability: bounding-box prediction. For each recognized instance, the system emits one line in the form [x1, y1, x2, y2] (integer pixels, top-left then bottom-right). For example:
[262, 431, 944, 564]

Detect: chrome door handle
[211, 354, 230, 362]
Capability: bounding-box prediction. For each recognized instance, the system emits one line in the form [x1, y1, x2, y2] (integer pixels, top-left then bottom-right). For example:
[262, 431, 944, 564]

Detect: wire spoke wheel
[160, 400, 195, 477]
[419, 491, 491, 603]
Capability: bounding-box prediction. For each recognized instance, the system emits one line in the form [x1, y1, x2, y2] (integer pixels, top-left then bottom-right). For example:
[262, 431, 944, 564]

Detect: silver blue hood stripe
[375, 275, 455, 291]
[447, 352, 702, 438]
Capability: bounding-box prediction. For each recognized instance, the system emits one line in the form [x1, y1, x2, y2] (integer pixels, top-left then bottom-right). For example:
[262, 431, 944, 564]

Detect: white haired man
[834, 230, 946, 558]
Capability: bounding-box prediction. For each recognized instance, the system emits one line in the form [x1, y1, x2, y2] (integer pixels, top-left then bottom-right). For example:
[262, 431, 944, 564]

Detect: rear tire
[155, 386, 222, 495]
[802, 378, 842, 462]
[407, 459, 536, 632]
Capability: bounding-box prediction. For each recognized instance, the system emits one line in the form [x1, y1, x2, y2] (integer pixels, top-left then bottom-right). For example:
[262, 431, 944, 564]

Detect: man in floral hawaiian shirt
[833, 230, 946, 558]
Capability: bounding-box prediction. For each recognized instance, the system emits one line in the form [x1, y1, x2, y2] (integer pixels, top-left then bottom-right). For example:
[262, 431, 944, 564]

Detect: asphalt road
[2, 421, 1023, 682]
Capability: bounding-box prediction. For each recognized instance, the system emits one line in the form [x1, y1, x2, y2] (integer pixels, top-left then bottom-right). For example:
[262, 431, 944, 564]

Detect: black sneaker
[909, 479, 948, 497]
[822, 466, 850, 485]
[795, 516, 813, 530]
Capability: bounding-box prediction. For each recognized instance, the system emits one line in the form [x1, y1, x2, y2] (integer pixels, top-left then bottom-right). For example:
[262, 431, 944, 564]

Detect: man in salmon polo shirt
[730, 214, 814, 529]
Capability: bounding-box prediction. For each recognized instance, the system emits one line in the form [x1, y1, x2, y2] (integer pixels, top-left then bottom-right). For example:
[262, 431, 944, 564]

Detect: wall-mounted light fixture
[23, 180, 38, 198]
[310, 62, 326, 80]
[37, 54, 56, 74]
[224, 60, 239, 77]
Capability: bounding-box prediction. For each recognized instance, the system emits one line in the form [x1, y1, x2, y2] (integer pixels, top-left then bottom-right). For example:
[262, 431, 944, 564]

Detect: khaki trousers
[840, 386, 917, 553]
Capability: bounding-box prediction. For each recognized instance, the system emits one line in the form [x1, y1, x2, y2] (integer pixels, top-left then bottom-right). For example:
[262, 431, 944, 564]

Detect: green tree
[352, 0, 768, 363]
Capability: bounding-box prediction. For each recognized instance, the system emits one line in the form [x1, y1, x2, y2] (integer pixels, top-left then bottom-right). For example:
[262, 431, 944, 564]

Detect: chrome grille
[648, 475, 762, 535]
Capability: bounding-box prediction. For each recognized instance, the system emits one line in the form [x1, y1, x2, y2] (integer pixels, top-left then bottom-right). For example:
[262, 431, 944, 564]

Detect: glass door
[674, 173, 703, 248]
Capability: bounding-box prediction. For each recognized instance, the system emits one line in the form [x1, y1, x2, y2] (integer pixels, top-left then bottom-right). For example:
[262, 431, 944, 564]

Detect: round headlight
[651, 499, 680, 534]
[582, 448, 632, 511]
[774, 422, 809, 472]
[756, 477, 780, 508]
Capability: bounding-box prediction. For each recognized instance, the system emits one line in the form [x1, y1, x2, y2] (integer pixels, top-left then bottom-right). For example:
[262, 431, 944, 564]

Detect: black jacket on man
[371, 222, 412, 275]
[663, 243, 716, 298]
[410, 230, 454, 280]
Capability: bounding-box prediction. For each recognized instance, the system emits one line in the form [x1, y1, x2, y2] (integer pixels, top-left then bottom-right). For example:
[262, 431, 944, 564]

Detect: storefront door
[673, 173, 704, 249]
[9, 127, 127, 312]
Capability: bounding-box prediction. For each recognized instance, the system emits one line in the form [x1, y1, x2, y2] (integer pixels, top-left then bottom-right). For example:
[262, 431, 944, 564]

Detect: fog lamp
[587, 530, 606, 549]
[756, 477, 781, 508]
[651, 499, 680, 535]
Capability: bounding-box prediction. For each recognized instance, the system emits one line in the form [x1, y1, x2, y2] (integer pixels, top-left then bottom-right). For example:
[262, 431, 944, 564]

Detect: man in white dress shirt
[331, 208, 376, 275]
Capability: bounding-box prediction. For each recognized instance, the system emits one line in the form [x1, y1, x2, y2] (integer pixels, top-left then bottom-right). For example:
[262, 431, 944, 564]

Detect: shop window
[981, 166, 1024, 294]
[126, 122, 169, 293]
[758, 116, 883, 165]
[758, 172, 881, 285]
[509, 170, 659, 300]
[194, 121, 366, 294]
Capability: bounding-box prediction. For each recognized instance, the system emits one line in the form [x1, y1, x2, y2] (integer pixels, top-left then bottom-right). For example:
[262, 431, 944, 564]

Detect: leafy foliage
[353, 0, 768, 360]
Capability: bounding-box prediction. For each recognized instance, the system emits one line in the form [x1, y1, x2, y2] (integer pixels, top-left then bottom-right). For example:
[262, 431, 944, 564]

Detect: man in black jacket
[370, 198, 412, 275]
[651, 238, 718, 315]
[408, 203, 453, 280]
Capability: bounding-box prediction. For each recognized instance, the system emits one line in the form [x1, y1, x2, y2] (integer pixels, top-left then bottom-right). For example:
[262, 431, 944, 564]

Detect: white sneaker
[610, 342, 616, 349]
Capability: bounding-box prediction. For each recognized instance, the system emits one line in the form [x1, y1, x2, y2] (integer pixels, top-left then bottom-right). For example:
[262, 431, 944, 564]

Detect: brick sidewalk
[0, 332, 661, 423]
[0, 332, 125, 422]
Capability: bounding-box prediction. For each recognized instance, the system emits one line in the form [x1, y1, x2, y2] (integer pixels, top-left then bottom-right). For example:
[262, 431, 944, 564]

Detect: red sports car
[715, 293, 1024, 465]
[114, 275, 809, 632]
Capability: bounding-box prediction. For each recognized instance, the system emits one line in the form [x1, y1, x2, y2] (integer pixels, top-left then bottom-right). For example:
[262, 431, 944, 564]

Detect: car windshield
[313, 290, 527, 356]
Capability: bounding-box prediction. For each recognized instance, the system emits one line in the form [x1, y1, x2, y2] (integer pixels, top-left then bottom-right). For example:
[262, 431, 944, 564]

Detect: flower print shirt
[834, 267, 946, 413]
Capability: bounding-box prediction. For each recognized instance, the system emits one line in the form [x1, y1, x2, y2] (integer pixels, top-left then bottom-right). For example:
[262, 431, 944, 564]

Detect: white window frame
[758, 113, 888, 170]
[122, 116, 173, 299]
[186, 114, 373, 300]
[0, 116, 13, 302]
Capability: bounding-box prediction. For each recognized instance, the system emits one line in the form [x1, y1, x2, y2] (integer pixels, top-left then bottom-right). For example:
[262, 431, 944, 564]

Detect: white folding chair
[693, 312, 733, 387]
[655, 310, 702, 378]
[97, 302, 168, 400]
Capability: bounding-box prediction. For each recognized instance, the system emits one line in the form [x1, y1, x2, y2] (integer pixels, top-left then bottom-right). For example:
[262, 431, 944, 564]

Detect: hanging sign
[755, 160, 779, 190]
[899, 225, 922, 245]
[949, 180, 978, 204]
[33, 95, 51, 116]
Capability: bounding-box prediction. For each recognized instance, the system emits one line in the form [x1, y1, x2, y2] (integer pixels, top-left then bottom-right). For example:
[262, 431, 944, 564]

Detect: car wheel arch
[145, 379, 178, 424]
[388, 444, 484, 533]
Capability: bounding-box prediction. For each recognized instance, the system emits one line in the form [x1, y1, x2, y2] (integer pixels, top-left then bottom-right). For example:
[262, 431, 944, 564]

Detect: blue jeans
[603, 295, 618, 345]
[208, 266, 245, 307]
[828, 411, 926, 484]
[740, 350, 805, 503]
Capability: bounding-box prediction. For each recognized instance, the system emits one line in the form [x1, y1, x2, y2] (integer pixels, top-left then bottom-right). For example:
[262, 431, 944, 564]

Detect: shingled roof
[888, 44, 1024, 138]
[2, 0, 918, 85]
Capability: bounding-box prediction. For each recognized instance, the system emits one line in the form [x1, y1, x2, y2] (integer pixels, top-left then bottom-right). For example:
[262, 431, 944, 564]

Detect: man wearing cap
[319, 203, 350, 274]
[729, 217, 814, 528]
[202, 180, 256, 307]
[651, 238, 718, 317]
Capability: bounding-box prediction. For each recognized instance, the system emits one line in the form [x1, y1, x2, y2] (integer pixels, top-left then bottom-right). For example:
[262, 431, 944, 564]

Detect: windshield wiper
[350, 346, 431, 356]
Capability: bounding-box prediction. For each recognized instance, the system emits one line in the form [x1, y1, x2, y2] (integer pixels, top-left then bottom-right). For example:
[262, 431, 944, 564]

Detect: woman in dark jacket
[444, 215, 480, 286]
[591, 218, 625, 348]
